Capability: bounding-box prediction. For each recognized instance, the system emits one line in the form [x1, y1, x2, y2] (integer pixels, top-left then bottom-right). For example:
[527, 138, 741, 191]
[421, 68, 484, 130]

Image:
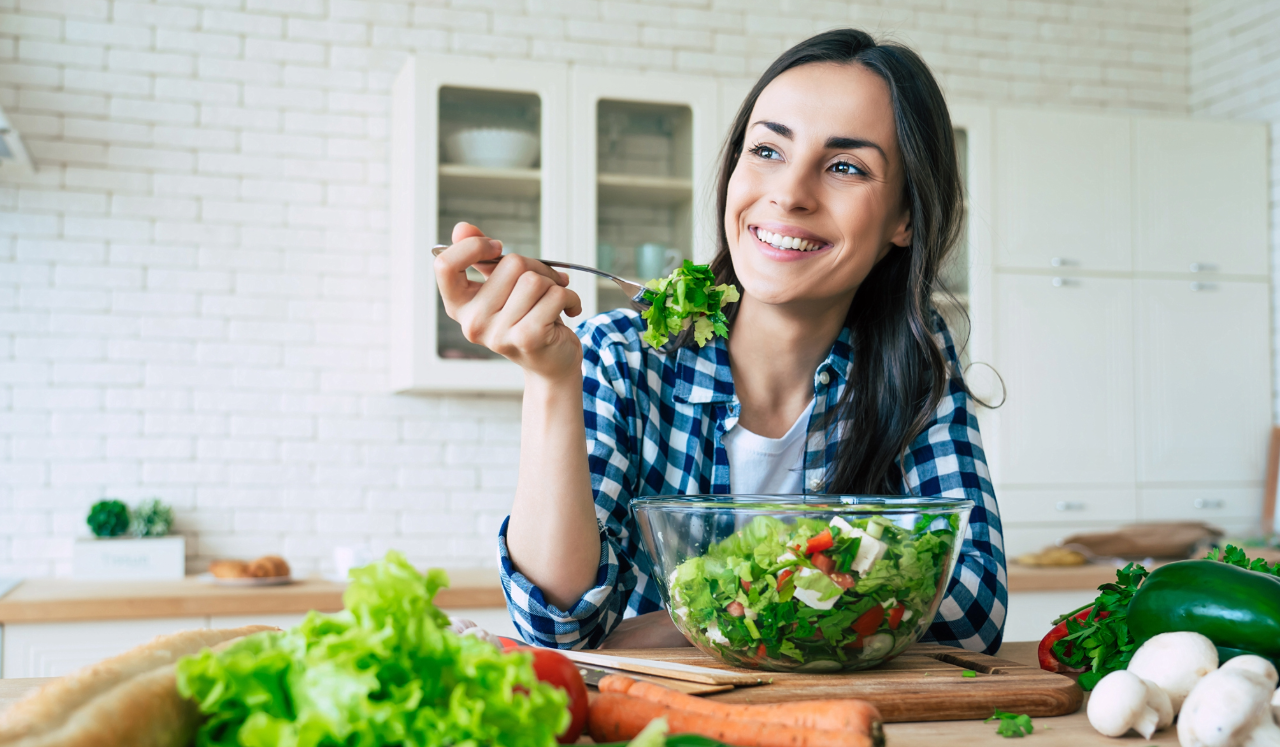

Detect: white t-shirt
[721, 398, 815, 494]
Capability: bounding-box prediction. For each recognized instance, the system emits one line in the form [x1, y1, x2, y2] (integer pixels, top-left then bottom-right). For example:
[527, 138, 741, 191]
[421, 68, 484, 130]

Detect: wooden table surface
[0, 641, 1176, 746]
[0, 569, 505, 623]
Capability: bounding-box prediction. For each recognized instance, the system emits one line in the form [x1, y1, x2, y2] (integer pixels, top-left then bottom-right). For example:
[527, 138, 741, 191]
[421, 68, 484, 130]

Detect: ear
[888, 209, 912, 250]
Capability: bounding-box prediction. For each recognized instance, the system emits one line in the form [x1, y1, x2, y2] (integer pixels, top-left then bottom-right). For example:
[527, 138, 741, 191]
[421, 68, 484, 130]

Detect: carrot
[588, 692, 884, 747]
[596, 675, 882, 734]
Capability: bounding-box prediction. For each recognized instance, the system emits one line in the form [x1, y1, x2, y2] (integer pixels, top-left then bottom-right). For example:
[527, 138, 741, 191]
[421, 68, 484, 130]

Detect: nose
[767, 163, 818, 214]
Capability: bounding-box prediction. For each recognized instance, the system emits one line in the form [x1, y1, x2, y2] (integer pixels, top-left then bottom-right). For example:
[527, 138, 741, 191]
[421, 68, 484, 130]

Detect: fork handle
[431, 244, 624, 284]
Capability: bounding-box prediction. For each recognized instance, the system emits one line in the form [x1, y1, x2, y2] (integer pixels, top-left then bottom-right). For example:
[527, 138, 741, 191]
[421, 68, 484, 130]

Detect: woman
[435, 29, 1007, 653]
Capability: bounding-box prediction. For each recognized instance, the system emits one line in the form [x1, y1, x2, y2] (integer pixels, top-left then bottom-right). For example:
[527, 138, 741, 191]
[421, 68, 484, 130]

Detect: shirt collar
[671, 326, 855, 405]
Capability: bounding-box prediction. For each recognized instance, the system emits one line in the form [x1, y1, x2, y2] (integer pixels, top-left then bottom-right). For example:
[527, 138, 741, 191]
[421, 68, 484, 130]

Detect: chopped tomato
[829, 572, 857, 589]
[740, 579, 751, 592]
[888, 606, 905, 630]
[726, 601, 745, 617]
[757, 643, 767, 658]
[810, 552, 835, 575]
[851, 605, 886, 637]
[778, 569, 794, 587]
[805, 529, 834, 555]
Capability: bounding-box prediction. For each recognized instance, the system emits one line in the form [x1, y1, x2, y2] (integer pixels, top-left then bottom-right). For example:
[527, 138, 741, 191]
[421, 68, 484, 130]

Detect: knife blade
[576, 662, 734, 695]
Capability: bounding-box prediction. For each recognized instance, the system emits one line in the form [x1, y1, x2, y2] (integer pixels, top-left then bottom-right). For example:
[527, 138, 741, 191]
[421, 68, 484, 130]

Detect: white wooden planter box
[72, 537, 186, 580]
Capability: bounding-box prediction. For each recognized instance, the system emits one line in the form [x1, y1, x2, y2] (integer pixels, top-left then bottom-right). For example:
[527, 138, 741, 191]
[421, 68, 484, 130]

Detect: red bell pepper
[1037, 606, 1109, 673]
[805, 529, 834, 555]
[778, 568, 794, 587]
[887, 606, 905, 630]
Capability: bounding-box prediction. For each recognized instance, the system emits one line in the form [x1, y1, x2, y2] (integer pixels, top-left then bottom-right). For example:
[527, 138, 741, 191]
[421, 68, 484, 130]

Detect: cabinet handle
[1193, 498, 1225, 510]
[1188, 262, 1217, 273]
[1049, 257, 1071, 268]
[1051, 277, 1075, 288]
[1055, 501, 1086, 512]
[1190, 282, 1216, 292]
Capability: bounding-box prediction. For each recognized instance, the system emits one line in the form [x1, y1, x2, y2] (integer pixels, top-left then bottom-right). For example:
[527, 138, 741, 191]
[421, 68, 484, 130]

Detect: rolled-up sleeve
[497, 317, 645, 649]
[901, 324, 1008, 654]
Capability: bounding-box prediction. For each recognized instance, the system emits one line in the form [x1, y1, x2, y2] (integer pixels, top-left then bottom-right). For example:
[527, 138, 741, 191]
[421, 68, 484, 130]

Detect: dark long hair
[702, 29, 968, 495]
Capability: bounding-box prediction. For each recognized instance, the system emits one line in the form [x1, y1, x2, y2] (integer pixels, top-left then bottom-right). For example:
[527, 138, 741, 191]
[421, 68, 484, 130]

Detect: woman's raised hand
[434, 222, 584, 382]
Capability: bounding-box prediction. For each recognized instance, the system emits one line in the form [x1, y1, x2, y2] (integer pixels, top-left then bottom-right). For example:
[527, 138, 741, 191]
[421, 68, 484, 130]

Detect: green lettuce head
[177, 551, 568, 747]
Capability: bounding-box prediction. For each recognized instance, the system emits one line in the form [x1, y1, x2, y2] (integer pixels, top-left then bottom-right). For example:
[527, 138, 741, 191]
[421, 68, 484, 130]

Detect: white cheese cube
[845, 528, 887, 575]
[705, 619, 729, 644]
[829, 516, 856, 536]
[791, 568, 840, 611]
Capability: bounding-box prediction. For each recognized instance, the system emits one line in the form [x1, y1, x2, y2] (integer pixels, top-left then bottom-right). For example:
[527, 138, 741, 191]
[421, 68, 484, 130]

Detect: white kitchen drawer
[1005, 590, 1099, 643]
[1138, 486, 1263, 522]
[998, 488, 1136, 525]
[2, 617, 206, 679]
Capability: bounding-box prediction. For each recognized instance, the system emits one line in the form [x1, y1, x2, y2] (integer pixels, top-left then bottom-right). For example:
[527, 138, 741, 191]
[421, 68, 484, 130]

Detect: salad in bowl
[633, 496, 972, 672]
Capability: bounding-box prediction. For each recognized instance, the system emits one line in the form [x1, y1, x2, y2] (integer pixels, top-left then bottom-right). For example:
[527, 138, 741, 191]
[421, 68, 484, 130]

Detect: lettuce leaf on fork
[639, 260, 740, 349]
[176, 551, 568, 747]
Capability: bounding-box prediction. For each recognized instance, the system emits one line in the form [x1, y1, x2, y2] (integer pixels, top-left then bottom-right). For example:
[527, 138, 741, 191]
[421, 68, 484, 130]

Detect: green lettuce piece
[176, 551, 569, 747]
[639, 260, 740, 348]
[794, 568, 842, 602]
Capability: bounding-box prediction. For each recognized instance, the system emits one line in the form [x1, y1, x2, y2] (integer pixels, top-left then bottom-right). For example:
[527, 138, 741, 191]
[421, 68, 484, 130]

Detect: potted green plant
[73, 498, 185, 580]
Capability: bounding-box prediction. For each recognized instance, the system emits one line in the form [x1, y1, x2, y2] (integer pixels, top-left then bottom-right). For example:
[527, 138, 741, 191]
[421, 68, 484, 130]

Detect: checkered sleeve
[496, 314, 641, 650]
[900, 320, 1009, 654]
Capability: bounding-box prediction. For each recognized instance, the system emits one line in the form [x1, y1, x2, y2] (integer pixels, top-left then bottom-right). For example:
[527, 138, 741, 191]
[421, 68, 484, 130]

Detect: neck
[726, 294, 851, 437]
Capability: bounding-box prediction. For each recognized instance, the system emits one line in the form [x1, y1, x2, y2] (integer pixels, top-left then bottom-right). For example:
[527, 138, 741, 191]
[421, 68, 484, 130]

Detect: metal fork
[431, 244, 651, 308]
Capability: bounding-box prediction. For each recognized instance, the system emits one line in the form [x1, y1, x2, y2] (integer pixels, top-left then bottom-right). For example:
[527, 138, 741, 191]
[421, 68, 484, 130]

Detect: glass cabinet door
[594, 100, 694, 313]
[435, 86, 543, 361]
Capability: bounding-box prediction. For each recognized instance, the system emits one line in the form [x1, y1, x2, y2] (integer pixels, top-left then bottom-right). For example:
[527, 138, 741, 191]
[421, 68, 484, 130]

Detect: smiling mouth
[751, 227, 830, 252]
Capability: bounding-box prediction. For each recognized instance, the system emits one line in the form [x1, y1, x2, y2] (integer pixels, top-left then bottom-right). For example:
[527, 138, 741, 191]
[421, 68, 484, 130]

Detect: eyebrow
[751, 120, 888, 163]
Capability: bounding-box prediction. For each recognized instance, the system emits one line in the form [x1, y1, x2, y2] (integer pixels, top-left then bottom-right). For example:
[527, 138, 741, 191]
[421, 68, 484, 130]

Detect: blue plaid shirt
[498, 309, 1008, 653]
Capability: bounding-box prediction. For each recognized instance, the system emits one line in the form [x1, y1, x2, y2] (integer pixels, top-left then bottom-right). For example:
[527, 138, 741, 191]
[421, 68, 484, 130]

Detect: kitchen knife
[576, 662, 734, 695]
[559, 649, 764, 686]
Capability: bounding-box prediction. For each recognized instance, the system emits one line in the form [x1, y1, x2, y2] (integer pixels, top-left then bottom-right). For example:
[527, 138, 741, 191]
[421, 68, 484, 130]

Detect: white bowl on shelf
[443, 128, 539, 169]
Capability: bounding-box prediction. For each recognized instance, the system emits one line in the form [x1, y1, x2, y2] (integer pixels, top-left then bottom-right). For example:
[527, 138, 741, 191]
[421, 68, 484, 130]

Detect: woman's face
[724, 62, 912, 312]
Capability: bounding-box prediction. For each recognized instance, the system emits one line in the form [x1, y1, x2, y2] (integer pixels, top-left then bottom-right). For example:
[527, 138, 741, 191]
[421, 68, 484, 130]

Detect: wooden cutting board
[591, 643, 1083, 723]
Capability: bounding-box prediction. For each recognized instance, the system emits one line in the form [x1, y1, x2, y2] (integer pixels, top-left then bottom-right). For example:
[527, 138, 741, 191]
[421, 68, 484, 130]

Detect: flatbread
[0, 625, 274, 743]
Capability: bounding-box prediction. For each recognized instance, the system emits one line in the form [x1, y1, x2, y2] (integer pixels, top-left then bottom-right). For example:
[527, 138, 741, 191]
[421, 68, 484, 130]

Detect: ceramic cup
[636, 242, 683, 280]
[597, 243, 616, 274]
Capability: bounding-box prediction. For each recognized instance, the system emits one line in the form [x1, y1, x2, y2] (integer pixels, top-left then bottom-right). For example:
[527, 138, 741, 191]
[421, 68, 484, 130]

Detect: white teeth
[756, 228, 821, 252]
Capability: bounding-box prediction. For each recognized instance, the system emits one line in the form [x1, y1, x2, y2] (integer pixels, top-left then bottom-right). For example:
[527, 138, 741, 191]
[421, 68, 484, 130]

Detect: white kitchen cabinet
[2, 617, 205, 678]
[390, 55, 569, 394]
[568, 68, 720, 319]
[999, 523, 1121, 558]
[989, 273, 1135, 485]
[998, 488, 1137, 526]
[1138, 487, 1262, 522]
[994, 109, 1131, 272]
[1134, 118, 1269, 276]
[1005, 590, 1098, 642]
[1134, 279, 1272, 483]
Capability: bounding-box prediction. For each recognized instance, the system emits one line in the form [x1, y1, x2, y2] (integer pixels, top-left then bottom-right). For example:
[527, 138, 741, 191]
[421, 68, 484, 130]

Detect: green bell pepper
[1128, 558, 1280, 666]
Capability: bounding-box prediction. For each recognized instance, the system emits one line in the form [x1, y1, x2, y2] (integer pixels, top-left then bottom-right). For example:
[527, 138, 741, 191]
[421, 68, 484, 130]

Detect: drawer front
[997, 488, 1137, 525]
[3, 617, 206, 678]
[1139, 487, 1263, 522]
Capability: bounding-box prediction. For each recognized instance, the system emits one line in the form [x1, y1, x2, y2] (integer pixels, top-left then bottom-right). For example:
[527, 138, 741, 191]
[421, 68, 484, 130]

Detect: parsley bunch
[1207, 544, 1280, 576]
[1050, 562, 1148, 690]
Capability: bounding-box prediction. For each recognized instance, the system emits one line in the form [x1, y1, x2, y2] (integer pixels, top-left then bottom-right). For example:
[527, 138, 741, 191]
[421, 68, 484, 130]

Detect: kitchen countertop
[0, 569, 505, 624]
[0, 642, 1171, 746]
[0, 564, 1120, 625]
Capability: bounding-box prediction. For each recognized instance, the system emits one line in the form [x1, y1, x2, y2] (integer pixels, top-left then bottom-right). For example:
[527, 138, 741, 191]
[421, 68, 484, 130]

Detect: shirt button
[818, 371, 830, 386]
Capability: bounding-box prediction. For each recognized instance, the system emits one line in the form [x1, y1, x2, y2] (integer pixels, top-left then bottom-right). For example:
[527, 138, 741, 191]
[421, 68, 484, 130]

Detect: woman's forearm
[506, 372, 601, 611]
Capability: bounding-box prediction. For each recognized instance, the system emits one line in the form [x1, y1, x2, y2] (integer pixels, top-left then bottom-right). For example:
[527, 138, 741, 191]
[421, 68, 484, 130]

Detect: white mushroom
[1127, 631, 1220, 713]
[1221, 655, 1279, 687]
[1178, 666, 1280, 747]
[1271, 688, 1280, 725]
[1087, 670, 1173, 738]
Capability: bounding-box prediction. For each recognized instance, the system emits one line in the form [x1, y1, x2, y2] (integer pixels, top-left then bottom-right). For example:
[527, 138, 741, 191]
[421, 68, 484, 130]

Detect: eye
[830, 160, 864, 176]
[748, 143, 780, 160]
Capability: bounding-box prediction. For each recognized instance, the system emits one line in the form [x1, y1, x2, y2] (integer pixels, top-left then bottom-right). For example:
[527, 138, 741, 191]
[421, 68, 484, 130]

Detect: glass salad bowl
[632, 495, 973, 673]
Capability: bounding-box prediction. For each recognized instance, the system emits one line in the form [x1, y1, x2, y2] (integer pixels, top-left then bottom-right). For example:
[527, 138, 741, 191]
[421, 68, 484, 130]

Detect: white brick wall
[1189, 0, 1280, 418]
[0, 0, 1195, 577]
